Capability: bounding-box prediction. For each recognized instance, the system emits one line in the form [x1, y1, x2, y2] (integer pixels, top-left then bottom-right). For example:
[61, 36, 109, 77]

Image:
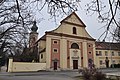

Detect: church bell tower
[29, 21, 38, 47]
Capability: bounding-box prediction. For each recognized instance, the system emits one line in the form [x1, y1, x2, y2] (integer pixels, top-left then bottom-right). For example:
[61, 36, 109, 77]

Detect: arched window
[71, 43, 79, 49]
[73, 27, 77, 34]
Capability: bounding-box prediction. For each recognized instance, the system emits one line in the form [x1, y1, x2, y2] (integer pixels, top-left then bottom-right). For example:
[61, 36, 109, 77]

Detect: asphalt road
[0, 75, 74, 80]
[0, 68, 120, 80]
[0, 71, 80, 80]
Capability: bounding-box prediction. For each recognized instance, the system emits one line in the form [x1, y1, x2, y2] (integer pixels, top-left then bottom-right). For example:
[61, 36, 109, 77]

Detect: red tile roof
[95, 42, 120, 50]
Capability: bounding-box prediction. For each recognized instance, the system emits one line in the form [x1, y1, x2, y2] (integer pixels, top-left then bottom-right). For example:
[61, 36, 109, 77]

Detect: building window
[99, 51, 102, 56]
[89, 52, 92, 54]
[71, 43, 79, 49]
[100, 60, 103, 65]
[105, 51, 108, 56]
[73, 27, 77, 34]
[96, 51, 99, 56]
[118, 52, 120, 56]
[53, 40, 58, 44]
[89, 45, 91, 47]
[112, 60, 115, 64]
[53, 48, 58, 53]
[41, 54, 43, 59]
[112, 52, 114, 56]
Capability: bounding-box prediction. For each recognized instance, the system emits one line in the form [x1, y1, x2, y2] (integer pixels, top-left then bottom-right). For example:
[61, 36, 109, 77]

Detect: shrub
[93, 71, 106, 80]
[117, 64, 120, 68]
[80, 68, 106, 80]
[110, 64, 120, 68]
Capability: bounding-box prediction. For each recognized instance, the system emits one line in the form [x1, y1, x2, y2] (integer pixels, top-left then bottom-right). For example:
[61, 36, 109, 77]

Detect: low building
[95, 42, 120, 68]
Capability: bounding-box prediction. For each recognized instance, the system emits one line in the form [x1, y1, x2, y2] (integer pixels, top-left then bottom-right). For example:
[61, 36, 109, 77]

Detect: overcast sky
[37, 11, 103, 39]
[32, 0, 109, 41]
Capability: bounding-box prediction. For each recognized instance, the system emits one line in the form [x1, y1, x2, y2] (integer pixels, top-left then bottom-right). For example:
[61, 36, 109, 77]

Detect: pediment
[61, 12, 86, 27]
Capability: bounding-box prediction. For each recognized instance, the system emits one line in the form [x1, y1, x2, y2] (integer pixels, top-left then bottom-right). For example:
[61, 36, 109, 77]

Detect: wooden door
[73, 60, 78, 69]
[54, 62, 57, 70]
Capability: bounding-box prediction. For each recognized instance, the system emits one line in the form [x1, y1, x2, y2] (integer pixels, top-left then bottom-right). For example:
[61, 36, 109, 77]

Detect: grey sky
[31, 0, 119, 42]
[37, 11, 103, 39]
[36, 1, 105, 41]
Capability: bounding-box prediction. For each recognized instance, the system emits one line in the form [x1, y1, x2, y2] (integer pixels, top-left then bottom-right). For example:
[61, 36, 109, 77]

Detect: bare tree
[0, 0, 80, 59]
[0, 0, 33, 57]
[1, 0, 119, 61]
[85, 0, 120, 41]
[25, 0, 120, 41]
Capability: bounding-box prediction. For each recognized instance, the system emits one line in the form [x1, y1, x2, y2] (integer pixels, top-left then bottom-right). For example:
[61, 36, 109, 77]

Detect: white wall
[8, 59, 46, 72]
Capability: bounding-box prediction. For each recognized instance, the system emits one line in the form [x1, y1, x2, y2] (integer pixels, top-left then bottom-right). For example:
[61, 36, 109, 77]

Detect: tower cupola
[31, 21, 38, 32]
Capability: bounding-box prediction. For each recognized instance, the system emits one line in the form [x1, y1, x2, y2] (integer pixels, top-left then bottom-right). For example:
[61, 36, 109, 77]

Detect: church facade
[7, 12, 120, 72]
[37, 12, 97, 70]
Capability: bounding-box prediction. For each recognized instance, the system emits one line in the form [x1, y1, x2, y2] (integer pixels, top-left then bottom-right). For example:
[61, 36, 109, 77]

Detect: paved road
[0, 68, 120, 80]
[0, 75, 74, 80]
[0, 71, 80, 80]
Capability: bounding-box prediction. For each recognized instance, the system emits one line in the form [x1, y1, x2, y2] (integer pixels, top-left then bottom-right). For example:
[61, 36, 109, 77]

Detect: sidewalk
[106, 72, 120, 79]
[106, 72, 120, 76]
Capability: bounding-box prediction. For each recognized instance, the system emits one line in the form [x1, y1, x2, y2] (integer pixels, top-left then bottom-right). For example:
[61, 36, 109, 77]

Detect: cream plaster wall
[8, 59, 46, 72]
[8, 58, 13, 72]
[46, 36, 52, 69]
[52, 13, 94, 39]
[54, 23, 93, 39]
[60, 38, 67, 70]
[38, 40, 46, 50]
[82, 40, 88, 67]
[39, 52, 46, 63]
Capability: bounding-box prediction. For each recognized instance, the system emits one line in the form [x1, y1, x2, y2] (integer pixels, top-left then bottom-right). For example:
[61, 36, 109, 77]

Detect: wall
[39, 52, 46, 63]
[8, 59, 46, 72]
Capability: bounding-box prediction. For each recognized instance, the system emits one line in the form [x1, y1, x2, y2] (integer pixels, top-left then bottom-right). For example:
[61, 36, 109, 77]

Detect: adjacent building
[95, 42, 120, 68]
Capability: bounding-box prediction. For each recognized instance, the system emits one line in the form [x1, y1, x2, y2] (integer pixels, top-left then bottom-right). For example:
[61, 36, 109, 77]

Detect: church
[7, 12, 120, 72]
[29, 12, 120, 70]
[32, 12, 96, 70]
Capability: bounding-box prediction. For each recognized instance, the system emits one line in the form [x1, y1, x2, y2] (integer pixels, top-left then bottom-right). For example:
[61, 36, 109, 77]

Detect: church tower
[29, 21, 38, 47]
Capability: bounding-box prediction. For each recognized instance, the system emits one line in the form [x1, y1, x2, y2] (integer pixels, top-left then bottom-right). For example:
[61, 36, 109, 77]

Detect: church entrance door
[54, 62, 57, 70]
[73, 60, 78, 69]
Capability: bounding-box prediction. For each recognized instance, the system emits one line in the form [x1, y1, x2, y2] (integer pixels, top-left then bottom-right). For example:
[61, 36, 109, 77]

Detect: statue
[105, 57, 109, 68]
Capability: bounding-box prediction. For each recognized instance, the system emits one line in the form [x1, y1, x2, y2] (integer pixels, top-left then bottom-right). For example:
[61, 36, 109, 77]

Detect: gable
[61, 12, 86, 27]
[40, 12, 95, 41]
